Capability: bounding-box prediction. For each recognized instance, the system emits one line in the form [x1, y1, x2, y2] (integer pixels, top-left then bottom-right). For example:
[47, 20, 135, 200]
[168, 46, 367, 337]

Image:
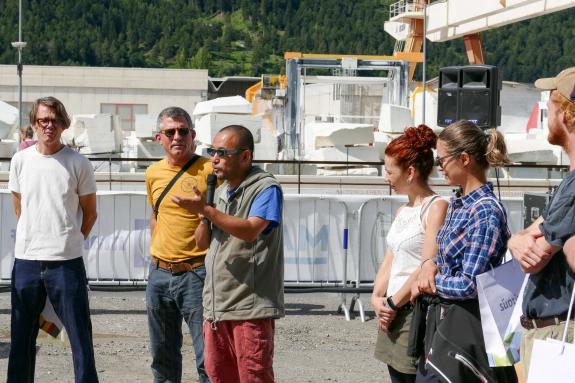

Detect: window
[101, 103, 148, 131]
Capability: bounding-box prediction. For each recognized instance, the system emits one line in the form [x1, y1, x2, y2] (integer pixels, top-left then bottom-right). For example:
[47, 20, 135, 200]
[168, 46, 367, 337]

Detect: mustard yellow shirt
[146, 156, 214, 262]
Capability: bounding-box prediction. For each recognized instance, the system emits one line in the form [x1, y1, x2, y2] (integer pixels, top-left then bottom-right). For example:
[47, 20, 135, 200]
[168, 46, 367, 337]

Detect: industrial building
[0, 65, 208, 131]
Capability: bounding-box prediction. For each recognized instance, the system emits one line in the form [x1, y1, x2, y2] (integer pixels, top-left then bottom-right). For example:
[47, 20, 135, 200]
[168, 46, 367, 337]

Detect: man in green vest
[171, 124, 284, 383]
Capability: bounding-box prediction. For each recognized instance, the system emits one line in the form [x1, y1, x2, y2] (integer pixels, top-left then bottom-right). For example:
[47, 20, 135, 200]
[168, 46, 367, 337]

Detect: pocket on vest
[216, 253, 255, 311]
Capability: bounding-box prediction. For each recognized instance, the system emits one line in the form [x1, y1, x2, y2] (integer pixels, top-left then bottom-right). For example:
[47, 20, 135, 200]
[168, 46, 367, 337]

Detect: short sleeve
[8, 154, 21, 193]
[540, 188, 575, 247]
[248, 186, 283, 228]
[77, 157, 97, 196]
[145, 167, 154, 207]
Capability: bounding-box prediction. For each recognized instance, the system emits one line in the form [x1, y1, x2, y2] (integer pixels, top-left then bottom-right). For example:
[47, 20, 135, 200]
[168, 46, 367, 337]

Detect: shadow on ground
[90, 309, 147, 315]
[284, 302, 375, 320]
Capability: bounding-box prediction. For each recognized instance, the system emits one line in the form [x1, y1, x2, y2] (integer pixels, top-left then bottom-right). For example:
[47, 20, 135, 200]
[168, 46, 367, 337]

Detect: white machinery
[425, 0, 575, 42]
[61, 114, 123, 155]
[0, 101, 19, 160]
[192, 95, 279, 161]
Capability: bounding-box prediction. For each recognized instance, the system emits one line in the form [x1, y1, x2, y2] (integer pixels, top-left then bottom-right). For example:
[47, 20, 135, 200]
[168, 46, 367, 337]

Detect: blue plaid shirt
[435, 183, 510, 300]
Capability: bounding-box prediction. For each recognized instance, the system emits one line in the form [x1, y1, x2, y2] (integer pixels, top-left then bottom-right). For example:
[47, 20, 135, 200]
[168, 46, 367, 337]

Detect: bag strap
[560, 286, 575, 348]
[420, 195, 441, 229]
[153, 155, 199, 220]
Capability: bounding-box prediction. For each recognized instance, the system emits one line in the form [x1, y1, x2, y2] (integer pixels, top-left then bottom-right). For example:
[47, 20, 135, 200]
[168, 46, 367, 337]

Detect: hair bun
[403, 124, 437, 152]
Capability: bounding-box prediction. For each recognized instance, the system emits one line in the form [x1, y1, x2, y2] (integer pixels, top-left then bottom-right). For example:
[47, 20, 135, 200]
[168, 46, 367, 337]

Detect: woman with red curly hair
[372, 125, 448, 383]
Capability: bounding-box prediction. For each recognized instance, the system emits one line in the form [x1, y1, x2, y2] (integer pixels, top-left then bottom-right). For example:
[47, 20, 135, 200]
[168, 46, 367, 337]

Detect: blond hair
[438, 120, 511, 169]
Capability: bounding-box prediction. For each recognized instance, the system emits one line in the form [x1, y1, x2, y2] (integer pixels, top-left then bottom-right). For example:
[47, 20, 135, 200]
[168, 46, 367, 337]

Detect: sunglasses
[36, 118, 64, 129]
[206, 147, 247, 157]
[434, 153, 459, 167]
[160, 127, 190, 138]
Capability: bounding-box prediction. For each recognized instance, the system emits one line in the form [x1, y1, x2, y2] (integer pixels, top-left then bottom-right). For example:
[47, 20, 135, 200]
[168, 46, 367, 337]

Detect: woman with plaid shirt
[413, 120, 518, 383]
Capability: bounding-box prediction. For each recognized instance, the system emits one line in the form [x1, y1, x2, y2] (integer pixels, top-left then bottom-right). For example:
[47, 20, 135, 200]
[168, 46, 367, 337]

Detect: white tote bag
[527, 287, 575, 383]
[476, 259, 528, 367]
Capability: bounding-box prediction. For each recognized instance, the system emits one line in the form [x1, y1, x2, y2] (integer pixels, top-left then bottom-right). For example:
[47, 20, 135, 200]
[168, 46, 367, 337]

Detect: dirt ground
[0, 291, 392, 382]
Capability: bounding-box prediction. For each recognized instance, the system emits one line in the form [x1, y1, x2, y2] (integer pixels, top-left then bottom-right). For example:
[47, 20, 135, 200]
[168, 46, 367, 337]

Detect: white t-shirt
[9, 145, 97, 261]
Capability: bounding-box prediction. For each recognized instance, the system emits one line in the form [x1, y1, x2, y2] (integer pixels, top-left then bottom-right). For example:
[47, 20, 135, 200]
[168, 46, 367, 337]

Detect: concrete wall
[0, 65, 209, 119]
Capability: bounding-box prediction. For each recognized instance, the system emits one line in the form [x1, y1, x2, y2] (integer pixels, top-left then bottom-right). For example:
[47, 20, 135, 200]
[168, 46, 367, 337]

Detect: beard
[547, 123, 567, 146]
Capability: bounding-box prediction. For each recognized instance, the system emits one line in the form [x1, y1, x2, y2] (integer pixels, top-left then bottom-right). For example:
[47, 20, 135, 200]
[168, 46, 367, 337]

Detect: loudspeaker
[437, 65, 501, 128]
[437, 67, 460, 126]
[437, 89, 459, 126]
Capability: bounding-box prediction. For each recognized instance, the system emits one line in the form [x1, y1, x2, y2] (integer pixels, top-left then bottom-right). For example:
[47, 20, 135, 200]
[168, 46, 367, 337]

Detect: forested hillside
[0, 0, 574, 82]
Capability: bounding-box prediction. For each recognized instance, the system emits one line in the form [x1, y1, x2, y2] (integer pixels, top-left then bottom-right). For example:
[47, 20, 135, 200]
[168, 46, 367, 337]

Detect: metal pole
[18, 0, 23, 130]
[422, 0, 427, 124]
[286, 59, 299, 160]
[12, 0, 26, 132]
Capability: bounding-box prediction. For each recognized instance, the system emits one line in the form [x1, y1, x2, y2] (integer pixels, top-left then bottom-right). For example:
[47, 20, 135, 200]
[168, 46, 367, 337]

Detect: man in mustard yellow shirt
[145, 107, 212, 383]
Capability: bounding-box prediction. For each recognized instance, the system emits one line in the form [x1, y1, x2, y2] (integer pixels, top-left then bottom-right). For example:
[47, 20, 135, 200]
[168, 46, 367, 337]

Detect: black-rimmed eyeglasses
[206, 147, 247, 157]
[36, 118, 64, 129]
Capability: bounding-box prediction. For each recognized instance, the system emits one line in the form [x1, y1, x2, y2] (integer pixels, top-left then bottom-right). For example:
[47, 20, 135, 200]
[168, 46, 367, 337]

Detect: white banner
[0, 192, 525, 286]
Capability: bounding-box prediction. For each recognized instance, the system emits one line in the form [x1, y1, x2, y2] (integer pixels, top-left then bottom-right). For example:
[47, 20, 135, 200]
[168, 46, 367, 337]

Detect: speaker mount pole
[422, 0, 427, 126]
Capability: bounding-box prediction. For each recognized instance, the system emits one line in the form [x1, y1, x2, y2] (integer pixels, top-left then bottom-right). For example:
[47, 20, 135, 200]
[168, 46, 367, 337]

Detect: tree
[190, 46, 211, 69]
[0, 0, 573, 79]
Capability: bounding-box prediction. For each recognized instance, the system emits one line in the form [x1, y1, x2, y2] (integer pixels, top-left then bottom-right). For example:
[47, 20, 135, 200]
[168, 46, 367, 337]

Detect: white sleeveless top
[386, 195, 440, 296]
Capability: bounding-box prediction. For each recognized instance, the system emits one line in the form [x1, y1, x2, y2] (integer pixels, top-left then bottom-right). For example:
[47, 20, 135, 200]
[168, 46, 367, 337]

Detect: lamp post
[11, 0, 26, 132]
[422, 0, 427, 125]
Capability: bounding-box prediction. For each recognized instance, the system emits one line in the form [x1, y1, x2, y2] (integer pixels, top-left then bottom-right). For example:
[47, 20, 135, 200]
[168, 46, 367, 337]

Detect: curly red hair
[384, 124, 437, 181]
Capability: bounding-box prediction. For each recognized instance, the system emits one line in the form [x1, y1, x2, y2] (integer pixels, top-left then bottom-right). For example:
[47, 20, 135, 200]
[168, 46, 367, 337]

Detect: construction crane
[385, 0, 575, 72]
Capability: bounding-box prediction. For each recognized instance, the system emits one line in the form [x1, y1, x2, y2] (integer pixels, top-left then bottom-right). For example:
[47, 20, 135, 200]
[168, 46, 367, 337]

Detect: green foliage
[0, 0, 573, 82]
[190, 47, 211, 70]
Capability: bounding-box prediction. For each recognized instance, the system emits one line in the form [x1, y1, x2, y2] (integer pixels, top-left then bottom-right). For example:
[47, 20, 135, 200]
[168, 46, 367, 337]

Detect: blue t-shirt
[523, 170, 575, 319]
[247, 185, 283, 233]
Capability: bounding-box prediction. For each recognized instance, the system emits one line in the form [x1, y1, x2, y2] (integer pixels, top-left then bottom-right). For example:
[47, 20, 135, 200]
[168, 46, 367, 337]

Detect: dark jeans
[7, 257, 98, 383]
[415, 356, 441, 383]
[146, 264, 209, 383]
[389, 365, 416, 383]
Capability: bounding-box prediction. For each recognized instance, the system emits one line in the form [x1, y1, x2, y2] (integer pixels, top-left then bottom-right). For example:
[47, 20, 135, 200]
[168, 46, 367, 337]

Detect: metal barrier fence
[0, 157, 569, 196]
[0, 191, 525, 320]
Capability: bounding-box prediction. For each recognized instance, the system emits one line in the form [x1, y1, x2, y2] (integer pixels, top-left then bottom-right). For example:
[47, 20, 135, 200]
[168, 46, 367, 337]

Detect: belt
[152, 256, 205, 274]
[520, 314, 570, 330]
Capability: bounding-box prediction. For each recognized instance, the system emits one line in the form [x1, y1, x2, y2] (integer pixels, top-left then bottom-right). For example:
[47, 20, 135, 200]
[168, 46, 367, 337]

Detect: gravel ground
[0, 291, 391, 382]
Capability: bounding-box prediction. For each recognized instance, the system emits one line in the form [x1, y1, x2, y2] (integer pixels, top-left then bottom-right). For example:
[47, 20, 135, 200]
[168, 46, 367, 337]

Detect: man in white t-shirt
[7, 97, 99, 383]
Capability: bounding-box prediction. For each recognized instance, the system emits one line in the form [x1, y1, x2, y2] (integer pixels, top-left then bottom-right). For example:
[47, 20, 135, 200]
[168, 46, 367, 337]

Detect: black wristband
[387, 296, 400, 311]
[201, 217, 209, 225]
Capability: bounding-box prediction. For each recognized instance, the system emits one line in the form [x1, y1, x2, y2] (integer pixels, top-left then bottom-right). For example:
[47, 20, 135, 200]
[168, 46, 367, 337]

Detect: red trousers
[203, 319, 275, 383]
